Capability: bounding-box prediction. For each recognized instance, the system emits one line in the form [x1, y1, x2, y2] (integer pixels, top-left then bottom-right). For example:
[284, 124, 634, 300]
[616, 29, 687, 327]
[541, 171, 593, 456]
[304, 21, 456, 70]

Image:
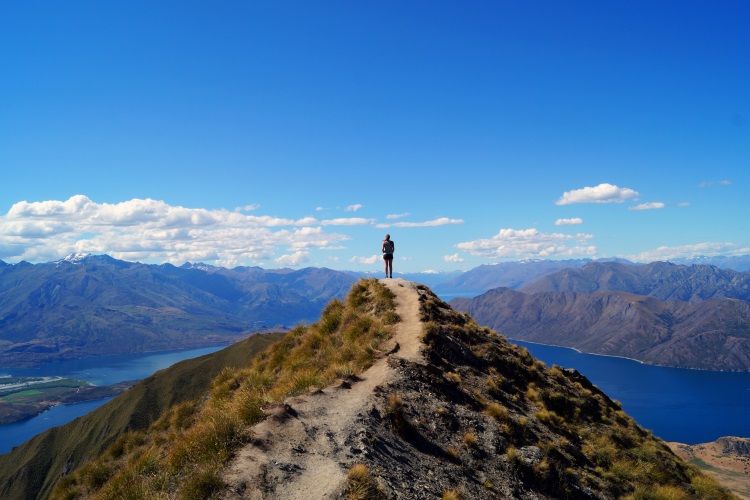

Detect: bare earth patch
[669, 437, 750, 499]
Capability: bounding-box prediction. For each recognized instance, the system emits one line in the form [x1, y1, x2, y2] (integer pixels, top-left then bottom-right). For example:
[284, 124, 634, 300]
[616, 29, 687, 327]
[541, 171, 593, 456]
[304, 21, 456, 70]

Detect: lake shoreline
[0, 380, 132, 425]
[0, 344, 228, 454]
[0, 340, 237, 370]
[508, 337, 750, 374]
[515, 339, 750, 444]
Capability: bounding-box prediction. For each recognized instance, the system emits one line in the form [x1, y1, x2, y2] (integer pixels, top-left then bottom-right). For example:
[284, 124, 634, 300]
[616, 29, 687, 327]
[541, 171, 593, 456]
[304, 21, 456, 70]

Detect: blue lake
[512, 339, 750, 444]
[0, 345, 226, 455]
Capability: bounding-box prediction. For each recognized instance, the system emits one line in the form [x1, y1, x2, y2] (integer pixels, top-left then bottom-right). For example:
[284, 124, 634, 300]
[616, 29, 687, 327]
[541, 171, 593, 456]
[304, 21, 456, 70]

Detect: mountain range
[433, 259, 594, 294]
[0, 280, 731, 499]
[452, 288, 750, 371]
[522, 261, 750, 301]
[453, 261, 750, 371]
[3, 254, 750, 369]
[672, 255, 750, 272]
[400, 256, 750, 297]
[0, 255, 356, 366]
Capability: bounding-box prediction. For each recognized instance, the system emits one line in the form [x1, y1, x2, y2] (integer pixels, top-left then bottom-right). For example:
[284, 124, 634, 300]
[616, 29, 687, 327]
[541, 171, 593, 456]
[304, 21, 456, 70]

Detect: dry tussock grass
[54, 279, 397, 500]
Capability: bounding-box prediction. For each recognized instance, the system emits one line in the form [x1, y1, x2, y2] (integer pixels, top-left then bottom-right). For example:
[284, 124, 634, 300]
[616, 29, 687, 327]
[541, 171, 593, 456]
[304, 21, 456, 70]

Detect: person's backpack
[384, 240, 395, 254]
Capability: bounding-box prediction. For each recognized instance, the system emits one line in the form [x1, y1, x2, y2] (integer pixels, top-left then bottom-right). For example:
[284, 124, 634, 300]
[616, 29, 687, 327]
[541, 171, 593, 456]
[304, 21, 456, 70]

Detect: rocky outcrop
[717, 437, 750, 457]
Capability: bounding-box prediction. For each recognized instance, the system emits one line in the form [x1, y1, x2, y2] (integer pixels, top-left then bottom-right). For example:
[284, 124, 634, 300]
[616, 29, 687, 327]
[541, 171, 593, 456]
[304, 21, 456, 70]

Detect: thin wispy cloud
[0, 195, 349, 267]
[377, 217, 463, 229]
[629, 242, 750, 262]
[320, 217, 373, 226]
[556, 183, 639, 205]
[629, 201, 665, 211]
[386, 212, 410, 220]
[554, 217, 583, 226]
[698, 179, 732, 188]
[345, 203, 363, 212]
[234, 204, 261, 212]
[457, 227, 596, 259]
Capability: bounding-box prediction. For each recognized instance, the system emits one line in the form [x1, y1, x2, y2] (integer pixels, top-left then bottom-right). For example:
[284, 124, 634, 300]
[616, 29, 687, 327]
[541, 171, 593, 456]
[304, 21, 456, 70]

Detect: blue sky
[1, 1, 748, 271]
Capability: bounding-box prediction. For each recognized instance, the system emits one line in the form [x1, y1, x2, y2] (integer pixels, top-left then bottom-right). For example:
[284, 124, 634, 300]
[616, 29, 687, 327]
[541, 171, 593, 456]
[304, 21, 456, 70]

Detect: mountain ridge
[452, 287, 750, 371]
[0, 255, 356, 366]
[521, 261, 750, 302]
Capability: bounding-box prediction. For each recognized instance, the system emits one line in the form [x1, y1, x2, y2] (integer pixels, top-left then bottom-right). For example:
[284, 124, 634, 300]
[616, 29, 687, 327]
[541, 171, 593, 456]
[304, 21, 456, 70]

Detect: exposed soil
[669, 438, 750, 499]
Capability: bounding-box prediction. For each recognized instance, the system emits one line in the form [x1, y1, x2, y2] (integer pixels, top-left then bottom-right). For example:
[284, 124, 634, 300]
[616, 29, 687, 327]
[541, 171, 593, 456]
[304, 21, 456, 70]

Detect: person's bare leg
[387, 259, 393, 278]
[384, 258, 389, 278]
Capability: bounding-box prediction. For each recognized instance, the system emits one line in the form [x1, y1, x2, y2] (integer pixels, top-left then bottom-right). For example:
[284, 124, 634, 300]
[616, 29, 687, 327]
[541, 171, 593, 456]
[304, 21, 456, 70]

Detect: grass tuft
[485, 402, 508, 421]
[346, 463, 382, 500]
[442, 489, 461, 500]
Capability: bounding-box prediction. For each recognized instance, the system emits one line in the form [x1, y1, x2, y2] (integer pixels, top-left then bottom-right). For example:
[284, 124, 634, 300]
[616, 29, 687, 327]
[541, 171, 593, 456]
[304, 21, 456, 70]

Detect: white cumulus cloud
[443, 253, 464, 263]
[556, 183, 639, 205]
[275, 251, 309, 266]
[456, 228, 596, 259]
[554, 217, 583, 226]
[350, 254, 380, 265]
[345, 204, 363, 212]
[0, 195, 350, 266]
[629, 202, 665, 211]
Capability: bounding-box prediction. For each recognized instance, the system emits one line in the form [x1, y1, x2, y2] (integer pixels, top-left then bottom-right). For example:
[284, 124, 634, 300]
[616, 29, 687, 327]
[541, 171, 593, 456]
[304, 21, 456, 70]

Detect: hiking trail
[222, 278, 423, 499]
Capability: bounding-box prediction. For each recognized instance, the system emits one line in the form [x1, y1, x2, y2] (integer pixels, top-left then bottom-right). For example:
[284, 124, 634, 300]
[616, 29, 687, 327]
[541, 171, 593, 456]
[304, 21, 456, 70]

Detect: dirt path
[222, 279, 422, 499]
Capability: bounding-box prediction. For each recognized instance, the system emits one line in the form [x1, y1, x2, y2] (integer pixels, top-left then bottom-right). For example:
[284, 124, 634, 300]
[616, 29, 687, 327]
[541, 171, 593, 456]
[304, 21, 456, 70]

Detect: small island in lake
[0, 375, 131, 424]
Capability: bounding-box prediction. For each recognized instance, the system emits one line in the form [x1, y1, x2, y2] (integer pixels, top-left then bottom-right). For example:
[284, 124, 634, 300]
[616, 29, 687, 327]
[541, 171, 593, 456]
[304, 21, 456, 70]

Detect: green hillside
[0, 331, 283, 500]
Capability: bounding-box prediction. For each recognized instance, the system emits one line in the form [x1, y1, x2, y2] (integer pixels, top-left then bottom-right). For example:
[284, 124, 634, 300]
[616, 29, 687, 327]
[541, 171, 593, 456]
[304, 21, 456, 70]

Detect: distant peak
[180, 262, 217, 272]
[58, 252, 91, 264]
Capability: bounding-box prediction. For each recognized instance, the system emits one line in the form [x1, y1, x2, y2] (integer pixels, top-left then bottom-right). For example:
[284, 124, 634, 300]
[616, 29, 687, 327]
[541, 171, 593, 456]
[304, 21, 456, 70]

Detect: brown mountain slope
[452, 287, 750, 371]
[669, 437, 750, 499]
[50, 280, 731, 499]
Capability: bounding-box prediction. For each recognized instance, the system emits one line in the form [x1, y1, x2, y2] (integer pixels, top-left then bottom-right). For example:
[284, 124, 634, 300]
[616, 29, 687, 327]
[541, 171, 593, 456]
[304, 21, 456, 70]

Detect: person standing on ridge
[382, 234, 395, 278]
